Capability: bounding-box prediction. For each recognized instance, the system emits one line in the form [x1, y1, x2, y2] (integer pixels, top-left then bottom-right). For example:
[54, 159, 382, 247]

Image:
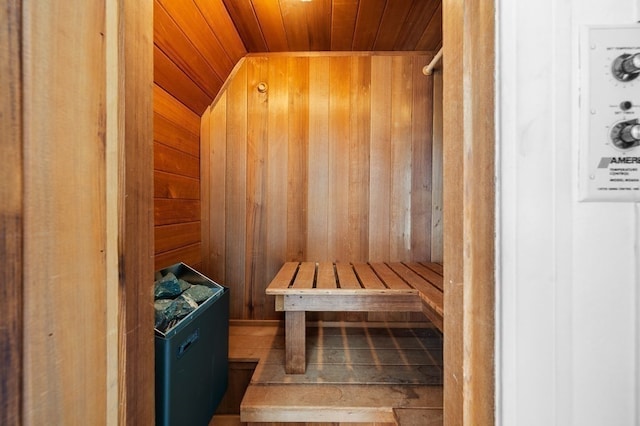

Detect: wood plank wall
[201, 53, 440, 320]
[154, 85, 204, 270]
[153, 0, 247, 271]
[19, 1, 154, 424]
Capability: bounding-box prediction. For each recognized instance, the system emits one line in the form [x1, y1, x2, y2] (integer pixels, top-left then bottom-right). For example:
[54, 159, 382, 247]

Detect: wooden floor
[210, 320, 443, 425]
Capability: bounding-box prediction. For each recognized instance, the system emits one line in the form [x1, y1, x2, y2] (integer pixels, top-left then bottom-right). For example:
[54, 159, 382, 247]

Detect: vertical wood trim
[209, 94, 228, 284]
[443, 0, 496, 424]
[119, 1, 155, 422]
[328, 56, 351, 260]
[443, 0, 465, 423]
[200, 106, 212, 277]
[23, 2, 108, 423]
[431, 70, 444, 263]
[266, 56, 289, 318]
[369, 56, 392, 262]
[462, 0, 495, 423]
[0, 2, 22, 424]
[349, 55, 371, 261]
[286, 57, 309, 262]
[105, 1, 120, 422]
[411, 55, 433, 262]
[307, 56, 330, 261]
[390, 56, 413, 261]
[247, 57, 270, 319]
[226, 64, 248, 319]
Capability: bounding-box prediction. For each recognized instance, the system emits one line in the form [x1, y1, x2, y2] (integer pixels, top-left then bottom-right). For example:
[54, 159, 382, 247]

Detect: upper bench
[266, 261, 444, 373]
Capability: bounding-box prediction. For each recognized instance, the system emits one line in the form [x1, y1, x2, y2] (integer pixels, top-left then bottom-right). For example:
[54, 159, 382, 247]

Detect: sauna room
[155, 0, 443, 424]
[4, 0, 494, 425]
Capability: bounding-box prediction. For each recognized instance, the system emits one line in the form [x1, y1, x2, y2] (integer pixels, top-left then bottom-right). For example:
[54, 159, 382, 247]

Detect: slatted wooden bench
[266, 261, 443, 374]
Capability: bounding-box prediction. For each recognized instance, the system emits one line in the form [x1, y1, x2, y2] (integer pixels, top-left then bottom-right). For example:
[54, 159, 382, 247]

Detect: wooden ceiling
[223, 0, 442, 52]
[154, 0, 442, 115]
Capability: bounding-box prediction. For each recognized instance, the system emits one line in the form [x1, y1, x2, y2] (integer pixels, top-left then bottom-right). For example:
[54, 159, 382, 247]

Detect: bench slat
[369, 263, 413, 290]
[421, 262, 443, 276]
[335, 263, 361, 289]
[266, 262, 300, 291]
[405, 262, 444, 292]
[292, 262, 316, 289]
[352, 262, 386, 289]
[316, 262, 338, 289]
[388, 263, 443, 316]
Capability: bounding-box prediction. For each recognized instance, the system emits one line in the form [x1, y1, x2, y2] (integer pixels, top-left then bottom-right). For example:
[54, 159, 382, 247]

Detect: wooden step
[393, 408, 443, 425]
[241, 383, 442, 424]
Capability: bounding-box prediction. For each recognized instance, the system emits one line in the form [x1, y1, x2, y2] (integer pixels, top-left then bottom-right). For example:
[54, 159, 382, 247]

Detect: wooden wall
[201, 53, 439, 320]
[154, 85, 204, 270]
[153, 0, 246, 271]
[15, 1, 155, 424]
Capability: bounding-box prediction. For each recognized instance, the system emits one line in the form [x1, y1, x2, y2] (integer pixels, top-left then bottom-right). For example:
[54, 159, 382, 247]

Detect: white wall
[498, 1, 640, 425]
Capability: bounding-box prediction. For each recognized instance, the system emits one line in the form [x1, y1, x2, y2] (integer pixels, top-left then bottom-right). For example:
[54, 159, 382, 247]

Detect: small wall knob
[610, 118, 640, 150]
[612, 53, 640, 82]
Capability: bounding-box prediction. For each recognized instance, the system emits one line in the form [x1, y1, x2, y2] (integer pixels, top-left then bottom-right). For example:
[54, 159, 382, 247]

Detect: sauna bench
[266, 261, 444, 374]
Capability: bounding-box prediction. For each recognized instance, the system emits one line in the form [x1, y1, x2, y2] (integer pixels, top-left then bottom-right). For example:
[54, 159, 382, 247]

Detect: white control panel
[579, 25, 640, 202]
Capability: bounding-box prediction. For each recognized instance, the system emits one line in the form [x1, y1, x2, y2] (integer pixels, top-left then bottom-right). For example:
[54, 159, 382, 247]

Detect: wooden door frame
[1, 1, 154, 424]
[443, 0, 496, 424]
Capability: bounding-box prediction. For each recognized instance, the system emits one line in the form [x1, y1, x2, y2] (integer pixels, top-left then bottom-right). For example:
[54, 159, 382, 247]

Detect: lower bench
[266, 261, 443, 374]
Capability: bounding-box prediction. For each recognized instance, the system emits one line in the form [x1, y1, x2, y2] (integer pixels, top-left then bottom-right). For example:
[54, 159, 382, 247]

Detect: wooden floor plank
[229, 322, 443, 424]
[241, 384, 442, 423]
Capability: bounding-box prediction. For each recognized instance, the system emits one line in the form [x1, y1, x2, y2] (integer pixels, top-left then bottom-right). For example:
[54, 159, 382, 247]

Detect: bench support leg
[285, 311, 306, 374]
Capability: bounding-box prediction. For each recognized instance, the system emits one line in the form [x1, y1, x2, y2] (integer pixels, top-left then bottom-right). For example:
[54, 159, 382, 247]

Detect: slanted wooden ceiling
[154, 0, 442, 115]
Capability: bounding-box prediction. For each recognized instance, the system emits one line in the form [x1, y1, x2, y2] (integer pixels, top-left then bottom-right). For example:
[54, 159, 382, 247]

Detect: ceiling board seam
[192, 0, 238, 67]
[154, 1, 223, 96]
[371, 0, 390, 51]
[248, 0, 270, 51]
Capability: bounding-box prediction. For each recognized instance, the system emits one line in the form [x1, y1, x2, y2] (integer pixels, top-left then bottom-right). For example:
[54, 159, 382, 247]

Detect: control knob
[610, 118, 640, 150]
[612, 53, 640, 82]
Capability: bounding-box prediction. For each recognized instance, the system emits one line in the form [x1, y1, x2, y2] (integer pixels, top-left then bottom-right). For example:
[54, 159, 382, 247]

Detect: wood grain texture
[119, 1, 155, 421]
[157, 0, 234, 82]
[0, 2, 22, 424]
[207, 95, 228, 283]
[223, 0, 268, 52]
[247, 57, 270, 319]
[442, 0, 496, 423]
[352, 0, 386, 50]
[411, 55, 433, 262]
[202, 53, 437, 320]
[307, 57, 331, 261]
[192, 0, 247, 63]
[442, 0, 465, 423]
[286, 56, 309, 262]
[153, 81, 202, 269]
[226, 62, 249, 318]
[328, 56, 350, 260]
[431, 70, 444, 263]
[265, 56, 290, 313]
[200, 106, 212, 278]
[330, 0, 359, 50]
[369, 56, 392, 262]
[462, 0, 495, 423]
[22, 2, 109, 423]
[154, 0, 222, 99]
[154, 44, 212, 115]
